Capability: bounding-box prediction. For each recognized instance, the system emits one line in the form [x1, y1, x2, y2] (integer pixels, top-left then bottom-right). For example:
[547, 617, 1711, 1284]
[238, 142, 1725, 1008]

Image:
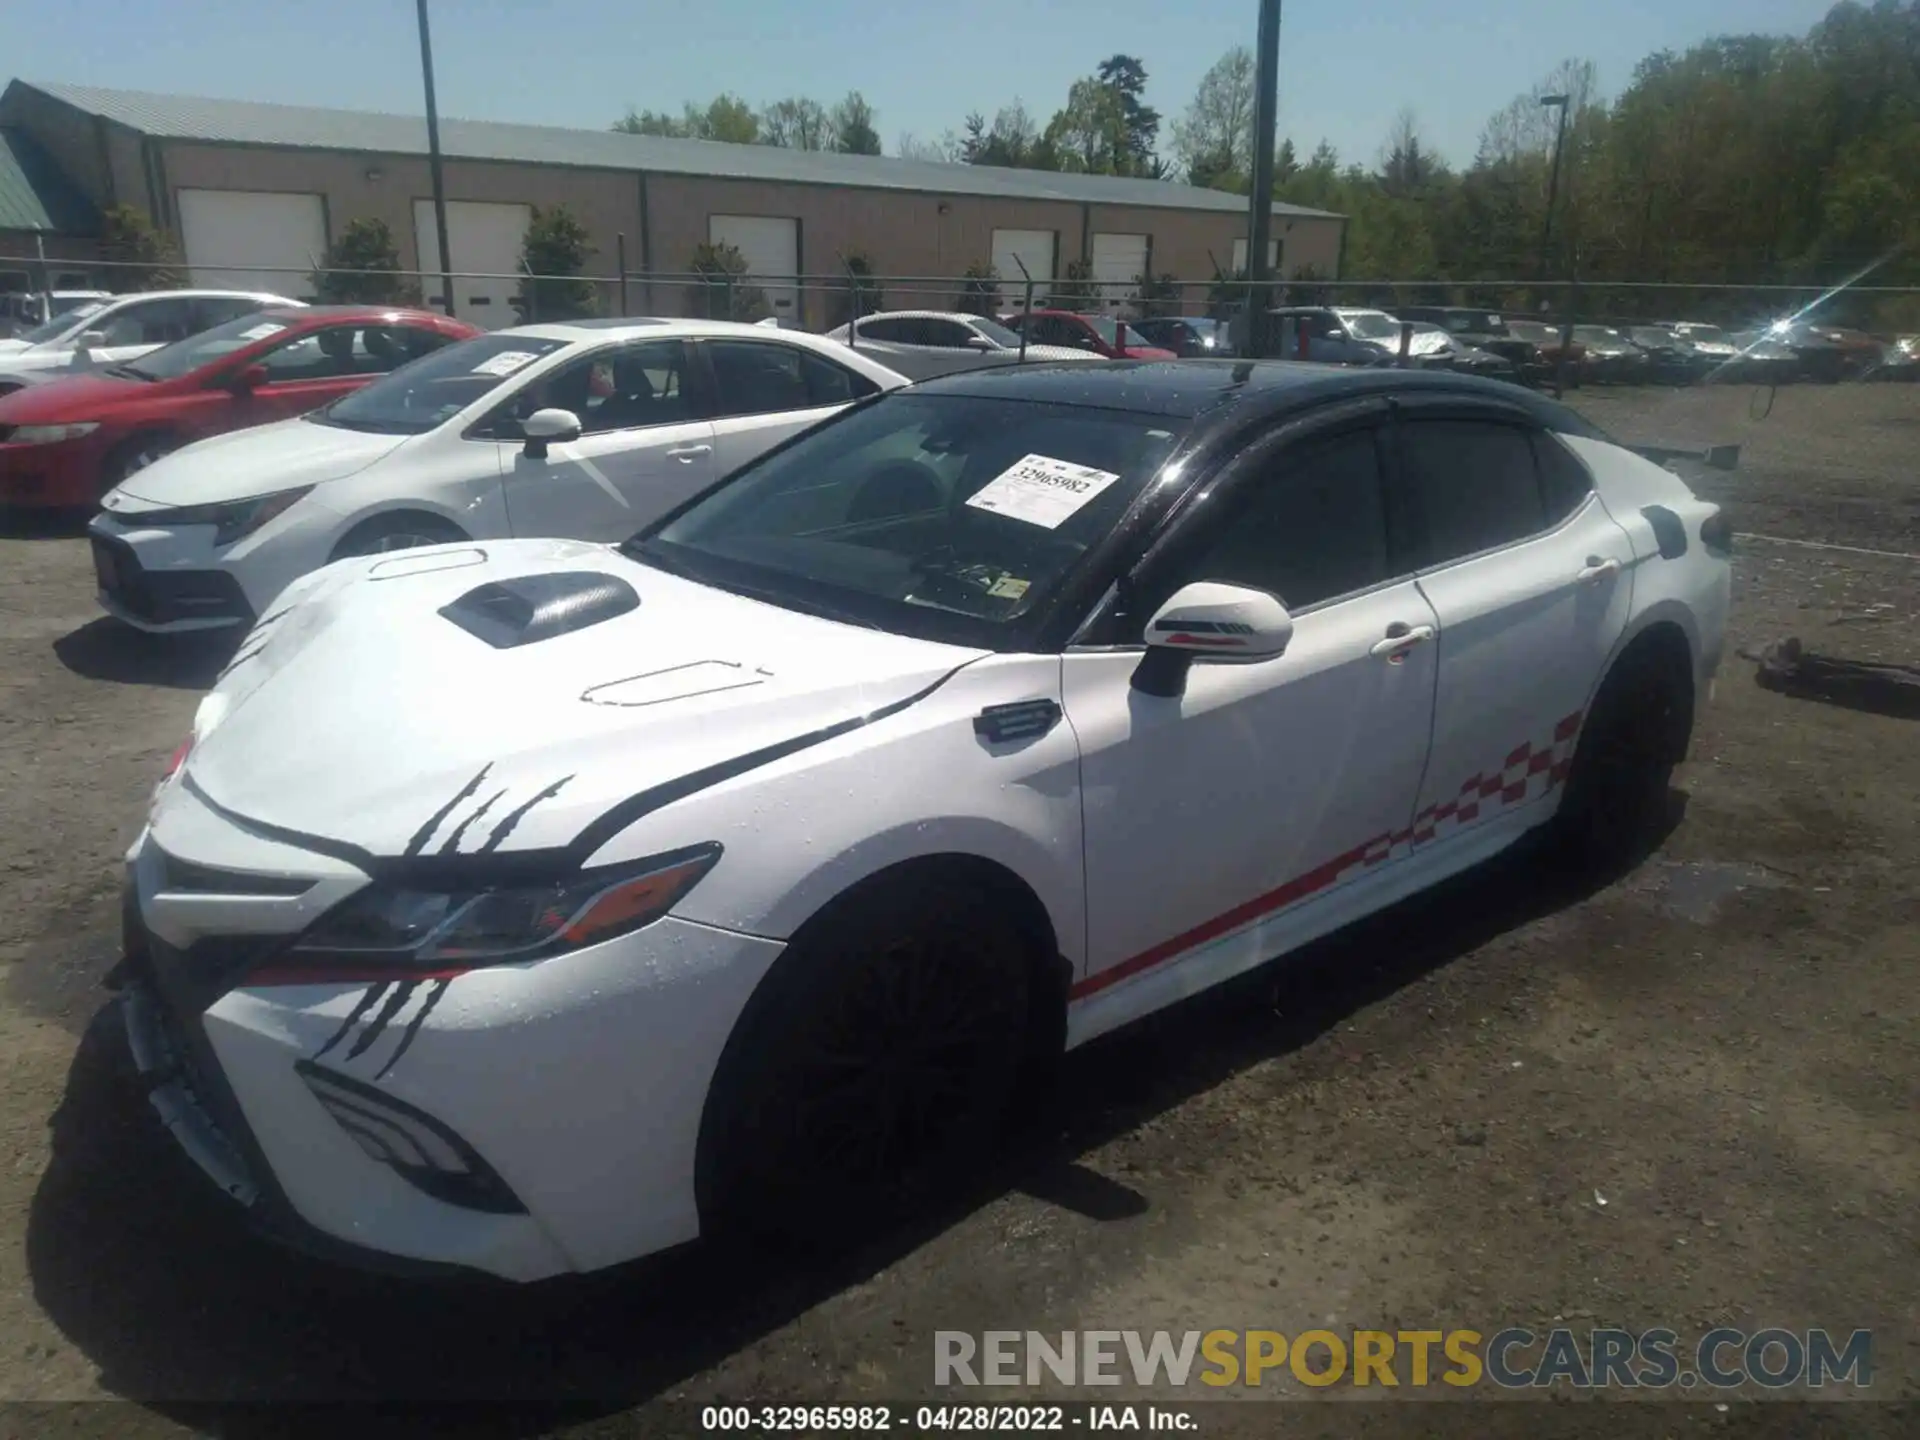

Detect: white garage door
[991, 229, 1056, 307]
[1089, 232, 1149, 311]
[414, 200, 532, 330]
[1230, 237, 1281, 276]
[709, 215, 800, 322]
[177, 189, 327, 298]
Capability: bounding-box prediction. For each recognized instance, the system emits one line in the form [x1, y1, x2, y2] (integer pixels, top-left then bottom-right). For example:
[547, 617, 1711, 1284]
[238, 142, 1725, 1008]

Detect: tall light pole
[1243, 0, 1283, 356]
[1536, 93, 1570, 286]
[416, 0, 456, 319]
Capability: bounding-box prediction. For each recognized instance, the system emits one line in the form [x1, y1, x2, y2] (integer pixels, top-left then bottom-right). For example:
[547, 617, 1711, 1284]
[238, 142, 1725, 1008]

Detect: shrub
[688, 241, 770, 321]
[312, 218, 420, 304]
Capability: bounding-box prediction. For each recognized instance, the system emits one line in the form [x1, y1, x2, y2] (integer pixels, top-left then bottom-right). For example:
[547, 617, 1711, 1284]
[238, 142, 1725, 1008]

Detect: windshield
[19, 303, 103, 345]
[1084, 316, 1120, 346]
[1574, 326, 1625, 344]
[1631, 327, 1678, 346]
[630, 393, 1185, 648]
[312, 333, 569, 435]
[968, 317, 1023, 348]
[1682, 325, 1731, 343]
[119, 314, 298, 382]
[1339, 311, 1404, 340]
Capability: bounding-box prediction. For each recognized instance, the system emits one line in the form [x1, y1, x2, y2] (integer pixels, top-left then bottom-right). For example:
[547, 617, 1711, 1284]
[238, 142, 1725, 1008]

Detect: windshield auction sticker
[965, 454, 1122, 529]
[472, 350, 539, 377]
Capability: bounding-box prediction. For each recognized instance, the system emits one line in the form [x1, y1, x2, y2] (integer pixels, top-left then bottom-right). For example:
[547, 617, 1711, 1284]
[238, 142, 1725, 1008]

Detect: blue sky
[8, 0, 1838, 167]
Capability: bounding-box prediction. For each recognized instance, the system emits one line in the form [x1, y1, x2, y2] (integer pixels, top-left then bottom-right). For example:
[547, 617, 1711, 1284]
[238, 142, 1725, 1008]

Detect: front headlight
[11, 422, 99, 444]
[275, 844, 722, 979]
[144, 486, 314, 546]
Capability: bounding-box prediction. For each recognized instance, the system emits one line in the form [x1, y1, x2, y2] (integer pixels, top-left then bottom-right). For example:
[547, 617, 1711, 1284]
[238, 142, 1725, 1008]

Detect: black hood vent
[439, 572, 639, 649]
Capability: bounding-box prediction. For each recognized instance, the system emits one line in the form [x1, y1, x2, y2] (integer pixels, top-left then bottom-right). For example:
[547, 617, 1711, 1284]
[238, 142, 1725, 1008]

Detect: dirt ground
[0, 382, 1914, 1438]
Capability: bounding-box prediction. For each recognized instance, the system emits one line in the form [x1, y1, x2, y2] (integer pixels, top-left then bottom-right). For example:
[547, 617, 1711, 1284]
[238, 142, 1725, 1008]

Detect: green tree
[954, 261, 1000, 316]
[98, 204, 184, 290]
[689, 241, 769, 321]
[762, 97, 835, 150]
[1045, 258, 1098, 309]
[1173, 46, 1256, 191]
[312, 217, 418, 304]
[613, 95, 760, 143]
[832, 92, 883, 155]
[516, 205, 596, 321]
[1097, 54, 1161, 175]
[1134, 272, 1183, 318]
[827, 249, 885, 328]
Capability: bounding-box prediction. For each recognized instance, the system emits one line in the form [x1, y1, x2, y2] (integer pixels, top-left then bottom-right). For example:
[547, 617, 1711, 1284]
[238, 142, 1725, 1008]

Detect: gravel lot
[0, 382, 1914, 1437]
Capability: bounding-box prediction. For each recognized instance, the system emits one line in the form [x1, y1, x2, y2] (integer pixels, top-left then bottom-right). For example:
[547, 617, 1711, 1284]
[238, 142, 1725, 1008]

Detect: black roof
[911, 358, 1609, 437]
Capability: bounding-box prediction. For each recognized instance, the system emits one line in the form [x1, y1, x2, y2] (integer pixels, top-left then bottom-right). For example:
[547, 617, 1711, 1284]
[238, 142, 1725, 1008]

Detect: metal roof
[16, 81, 1343, 222]
[0, 126, 98, 233]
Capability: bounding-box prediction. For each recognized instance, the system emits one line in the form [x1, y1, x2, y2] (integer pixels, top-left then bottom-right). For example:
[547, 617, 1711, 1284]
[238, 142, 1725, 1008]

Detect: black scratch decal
[477, 775, 574, 853]
[314, 982, 392, 1059]
[253, 603, 295, 630]
[438, 788, 507, 854]
[215, 637, 271, 682]
[345, 981, 419, 1060]
[373, 978, 452, 1080]
[404, 764, 493, 856]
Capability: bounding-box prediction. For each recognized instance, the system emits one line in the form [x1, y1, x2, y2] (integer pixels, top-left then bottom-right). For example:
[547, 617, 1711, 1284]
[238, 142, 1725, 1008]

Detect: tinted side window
[709, 340, 862, 417]
[102, 297, 196, 346]
[1399, 419, 1545, 564]
[259, 326, 360, 380]
[860, 317, 911, 342]
[926, 320, 975, 349]
[193, 297, 267, 330]
[1531, 431, 1593, 525]
[1170, 430, 1390, 612]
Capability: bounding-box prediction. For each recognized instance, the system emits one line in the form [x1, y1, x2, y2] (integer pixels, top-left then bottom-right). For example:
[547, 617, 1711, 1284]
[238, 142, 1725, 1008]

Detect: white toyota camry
[117, 361, 1730, 1280]
[88, 319, 912, 633]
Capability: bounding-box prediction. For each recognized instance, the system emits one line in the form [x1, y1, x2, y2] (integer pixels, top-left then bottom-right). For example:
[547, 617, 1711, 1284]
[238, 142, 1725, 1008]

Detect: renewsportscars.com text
[934, 1327, 1873, 1390]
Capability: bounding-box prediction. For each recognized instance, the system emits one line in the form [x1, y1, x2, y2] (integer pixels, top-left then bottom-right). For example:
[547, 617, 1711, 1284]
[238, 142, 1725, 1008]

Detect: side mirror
[521, 407, 582, 459]
[78, 329, 109, 352]
[965, 334, 996, 351]
[1131, 581, 1294, 698]
[230, 364, 269, 394]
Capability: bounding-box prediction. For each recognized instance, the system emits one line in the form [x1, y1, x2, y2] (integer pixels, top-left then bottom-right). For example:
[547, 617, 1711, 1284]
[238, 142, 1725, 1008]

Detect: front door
[1065, 416, 1438, 1011]
[497, 338, 717, 541]
[1391, 405, 1636, 848]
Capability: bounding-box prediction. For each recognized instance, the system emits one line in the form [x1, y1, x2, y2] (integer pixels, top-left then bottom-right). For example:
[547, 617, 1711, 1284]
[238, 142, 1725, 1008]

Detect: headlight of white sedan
[273, 844, 723, 980]
[141, 486, 314, 547]
[10, 422, 99, 444]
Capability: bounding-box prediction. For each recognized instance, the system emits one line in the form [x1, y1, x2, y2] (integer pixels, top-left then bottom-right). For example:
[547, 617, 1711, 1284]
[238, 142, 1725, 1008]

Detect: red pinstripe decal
[1071, 708, 1588, 1004]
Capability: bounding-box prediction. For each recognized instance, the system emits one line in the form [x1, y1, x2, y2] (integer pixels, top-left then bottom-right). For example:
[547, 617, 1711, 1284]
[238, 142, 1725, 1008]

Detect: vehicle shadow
[0, 506, 92, 540]
[24, 804, 1678, 1430]
[52, 617, 233, 690]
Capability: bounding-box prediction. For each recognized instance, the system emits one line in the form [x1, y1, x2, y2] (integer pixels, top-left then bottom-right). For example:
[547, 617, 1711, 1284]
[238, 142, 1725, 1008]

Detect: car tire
[1550, 636, 1693, 874]
[696, 867, 1035, 1248]
[330, 512, 468, 560]
[101, 432, 179, 495]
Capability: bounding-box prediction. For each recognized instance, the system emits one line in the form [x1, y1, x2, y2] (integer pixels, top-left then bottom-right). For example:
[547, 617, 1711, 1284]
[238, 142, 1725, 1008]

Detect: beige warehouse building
[0, 79, 1345, 329]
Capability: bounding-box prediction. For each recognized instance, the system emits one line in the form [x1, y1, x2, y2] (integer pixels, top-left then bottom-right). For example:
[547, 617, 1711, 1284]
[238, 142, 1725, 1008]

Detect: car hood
[106, 418, 409, 509]
[181, 539, 987, 862]
[0, 339, 31, 356]
[0, 370, 147, 421]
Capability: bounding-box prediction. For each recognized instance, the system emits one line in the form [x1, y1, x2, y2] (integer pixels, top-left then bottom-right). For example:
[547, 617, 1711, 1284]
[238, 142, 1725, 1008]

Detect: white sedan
[88, 319, 913, 633]
[0, 289, 301, 393]
[826, 310, 1104, 363]
[118, 361, 1729, 1280]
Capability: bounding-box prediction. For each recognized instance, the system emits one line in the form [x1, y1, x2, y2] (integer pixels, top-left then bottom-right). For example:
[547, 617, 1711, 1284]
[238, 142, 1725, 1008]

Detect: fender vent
[1640, 505, 1689, 560]
[439, 572, 639, 649]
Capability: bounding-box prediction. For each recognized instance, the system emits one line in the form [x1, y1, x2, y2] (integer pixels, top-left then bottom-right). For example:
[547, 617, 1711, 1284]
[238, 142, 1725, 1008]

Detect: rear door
[1391, 399, 1635, 849]
[700, 337, 883, 476]
[497, 337, 716, 540]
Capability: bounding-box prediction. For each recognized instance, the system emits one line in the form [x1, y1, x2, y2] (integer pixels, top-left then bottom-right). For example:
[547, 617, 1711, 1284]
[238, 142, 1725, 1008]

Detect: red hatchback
[1001, 309, 1178, 361]
[0, 305, 477, 508]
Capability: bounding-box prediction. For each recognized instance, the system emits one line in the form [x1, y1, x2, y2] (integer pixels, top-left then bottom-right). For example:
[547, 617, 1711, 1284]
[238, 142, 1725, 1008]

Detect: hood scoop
[439, 571, 639, 649]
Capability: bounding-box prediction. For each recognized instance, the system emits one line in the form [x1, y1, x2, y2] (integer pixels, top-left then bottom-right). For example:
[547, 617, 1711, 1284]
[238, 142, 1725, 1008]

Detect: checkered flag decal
[1359, 710, 1584, 870]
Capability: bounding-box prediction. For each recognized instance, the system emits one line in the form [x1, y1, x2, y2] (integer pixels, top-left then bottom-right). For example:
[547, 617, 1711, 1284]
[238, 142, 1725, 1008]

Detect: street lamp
[416, 0, 456, 320]
[1537, 94, 1572, 398]
[1536, 94, 1571, 283]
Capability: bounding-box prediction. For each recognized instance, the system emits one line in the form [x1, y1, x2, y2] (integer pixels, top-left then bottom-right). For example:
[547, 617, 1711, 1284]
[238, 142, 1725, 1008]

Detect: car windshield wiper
[105, 363, 154, 381]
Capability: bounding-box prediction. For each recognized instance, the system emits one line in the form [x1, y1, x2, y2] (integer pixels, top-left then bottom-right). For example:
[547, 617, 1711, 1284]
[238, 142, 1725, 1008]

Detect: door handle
[1578, 555, 1622, 584]
[665, 443, 712, 462]
[1370, 624, 1435, 658]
